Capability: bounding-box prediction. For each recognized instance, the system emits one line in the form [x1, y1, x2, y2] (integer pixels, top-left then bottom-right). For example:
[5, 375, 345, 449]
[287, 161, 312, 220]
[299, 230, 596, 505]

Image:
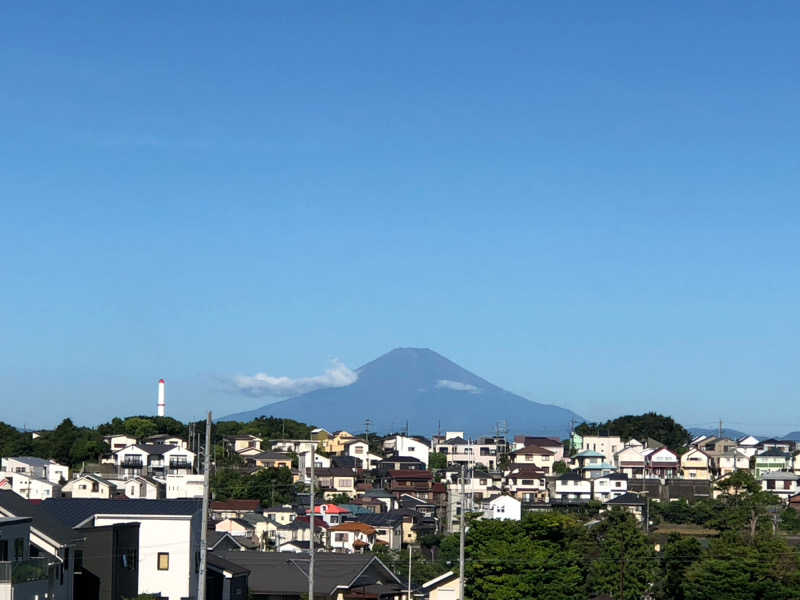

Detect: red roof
[308, 503, 350, 515]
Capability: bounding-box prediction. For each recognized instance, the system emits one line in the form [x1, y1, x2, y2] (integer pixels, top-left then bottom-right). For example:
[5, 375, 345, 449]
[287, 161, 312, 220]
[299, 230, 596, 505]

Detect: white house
[0, 471, 59, 500]
[614, 446, 646, 479]
[62, 474, 121, 499]
[737, 435, 760, 458]
[114, 444, 195, 478]
[761, 472, 800, 502]
[124, 475, 164, 499]
[384, 435, 430, 467]
[482, 495, 521, 521]
[165, 474, 205, 499]
[592, 473, 628, 502]
[574, 435, 623, 464]
[103, 434, 139, 452]
[307, 503, 350, 526]
[552, 471, 592, 502]
[717, 450, 750, 476]
[0, 457, 69, 485]
[63, 499, 202, 600]
[328, 522, 376, 553]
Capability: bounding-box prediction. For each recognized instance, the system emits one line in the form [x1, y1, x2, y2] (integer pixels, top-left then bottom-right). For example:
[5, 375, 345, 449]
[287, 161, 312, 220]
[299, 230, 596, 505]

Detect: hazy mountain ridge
[221, 347, 583, 438]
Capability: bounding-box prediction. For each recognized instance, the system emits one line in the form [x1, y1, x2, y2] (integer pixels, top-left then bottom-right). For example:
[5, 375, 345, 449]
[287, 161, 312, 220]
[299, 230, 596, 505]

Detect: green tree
[588, 510, 656, 600]
[552, 460, 568, 475]
[655, 534, 702, 600]
[576, 412, 690, 451]
[712, 470, 780, 538]
[683, 534, 800, 600]
[428, 452, 447, 470]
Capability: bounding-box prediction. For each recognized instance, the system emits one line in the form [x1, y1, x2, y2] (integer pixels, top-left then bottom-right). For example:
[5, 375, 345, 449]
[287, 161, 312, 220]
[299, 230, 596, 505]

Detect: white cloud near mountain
[233, 360, 358, 397]
[436, 379, 480, 393]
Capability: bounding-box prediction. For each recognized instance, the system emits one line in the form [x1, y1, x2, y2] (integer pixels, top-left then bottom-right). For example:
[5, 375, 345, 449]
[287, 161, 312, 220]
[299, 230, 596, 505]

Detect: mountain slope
[222, 347, 583, 438]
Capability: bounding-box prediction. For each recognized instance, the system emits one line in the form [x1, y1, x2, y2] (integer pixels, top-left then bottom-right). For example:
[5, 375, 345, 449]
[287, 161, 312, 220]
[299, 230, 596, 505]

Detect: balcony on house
[0, 557, 52, 600]
[168, 459, 193, 475]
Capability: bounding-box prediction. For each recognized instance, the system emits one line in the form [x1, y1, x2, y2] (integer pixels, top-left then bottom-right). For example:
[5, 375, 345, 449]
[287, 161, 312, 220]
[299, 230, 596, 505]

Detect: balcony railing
[121, 460, 144, 469]
[0, 558, 51, 584]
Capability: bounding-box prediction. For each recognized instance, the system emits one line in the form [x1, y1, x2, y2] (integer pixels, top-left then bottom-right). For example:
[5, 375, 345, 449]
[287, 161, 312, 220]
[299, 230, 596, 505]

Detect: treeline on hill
[0, 415, 314, 469]
[575, 412, 691, 451]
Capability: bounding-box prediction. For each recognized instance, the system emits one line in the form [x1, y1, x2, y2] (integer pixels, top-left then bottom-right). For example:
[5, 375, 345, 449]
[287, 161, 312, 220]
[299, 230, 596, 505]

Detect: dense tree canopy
[575, 412, 691, 450]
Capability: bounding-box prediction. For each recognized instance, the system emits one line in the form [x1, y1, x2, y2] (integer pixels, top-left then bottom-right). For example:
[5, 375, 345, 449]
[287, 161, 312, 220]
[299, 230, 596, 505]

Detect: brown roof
[388, 470, 433, 480]
[212, 500, 261, 511]
[330, 522, 376, 534]
[512, 445, 554, 456]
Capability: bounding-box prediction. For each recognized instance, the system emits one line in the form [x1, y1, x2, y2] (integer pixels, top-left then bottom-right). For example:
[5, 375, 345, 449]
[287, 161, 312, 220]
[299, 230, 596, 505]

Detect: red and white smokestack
[157, 378, 166, 417]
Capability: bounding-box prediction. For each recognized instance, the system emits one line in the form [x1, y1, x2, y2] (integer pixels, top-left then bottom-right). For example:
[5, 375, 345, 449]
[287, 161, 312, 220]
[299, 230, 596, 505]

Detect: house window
[784, 480, 792, 490]
[767, 480, 776, 490]
[14, 538, 25, 560]
[408, 446, 415, 452]
[615, 482, 622, 488]
[92, 482, 99, 492]
[334, 533, 347, 542]
[157, 552, 170, 570]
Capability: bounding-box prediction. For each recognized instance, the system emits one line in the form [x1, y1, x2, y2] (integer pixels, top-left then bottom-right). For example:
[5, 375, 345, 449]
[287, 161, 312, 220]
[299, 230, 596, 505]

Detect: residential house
[0, 457, 69, 485]
[208, 531, 247, 553]
[142, 434, 187, 448]
[217, 551, 404, 599]
[510, 445, 555, 473]
[614, 446, 646, 479]
[114, 444, 195, 478]
[165, 474, 205, 499]
[383, 435, 430, 467]
[0, 471, 59, 500]
[504, 467, 548, 503]
[276, 516, 327, 550]
[759, 439, 796, 454]
[0, 517, 60, 600]
[755, 448, 792, 478]
[310, 427, 332, 445]
[717, 450, 750, 476]
[385, 470, 434, 502]
[680, 448, 711, 480]
[73, 521, 140, 600]
[62, 474, 123, 499]
[375, 456, 426, 479]
[41, 498, 202, 600]
[206, 553, 249, 600]
[223, 435, 263, 456]
[215, 518, 256, 538]
[329, 522, 377, 553]
[513, 436, 564, 462]
[247, 452, 292, 469]
[432, 433, 501, 470]
[737, 435, 761, 458]
[314, 468, 357, 500]
[353, 512, 404, 550]
[307, 503, 351, 526]
[360, 488, 397, 512]
[262, 505, 296, 526]
[645, 448, 679, 479]
[592, 472, 629, 502]
[698, 437, 739, 475]
[103, 434, 138, 452]
[552, 471, 592, 502]
[605, 492, 647, 522]
[761, 472, 800, 502]
[482, 495, 521, 521]
[572, 450, 616, 479]
[212, 500, 262, 521]
[342, 439, 373, 468]
[571, 435, 623, 465]
[322, 430, 356, 455]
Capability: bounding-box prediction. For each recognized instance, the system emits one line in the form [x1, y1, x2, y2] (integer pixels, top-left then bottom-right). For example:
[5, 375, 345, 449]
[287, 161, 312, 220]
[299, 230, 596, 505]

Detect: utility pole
[459, 463, 466, 600]
[198, 411, 211, 600]
[719, 418, 723, 439]
[308, 438, 315, 600]
[568, 417, 576, 457]
[407, 544, 412, 600]
[364, 418, 372, 448]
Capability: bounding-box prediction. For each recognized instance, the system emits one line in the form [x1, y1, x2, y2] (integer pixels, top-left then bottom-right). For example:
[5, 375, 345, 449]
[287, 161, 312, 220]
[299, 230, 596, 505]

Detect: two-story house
[645, 447, 679, 479]
[572, 450, 616, 479]
[761, 472, 800, 502]
[680, 448, 711, 480]
[0, 472, 60, 500]
[114, 444, 195, 478]
[510, 445, 555, 473]
[571, 435, 623, 465]
[0, 457, 69, 485]
[382, 435, 430, 467]
[481, 495, 521, 521]
[61, 474, 123, 499]
[307, 504, 351, 526]
[223, 434, 263, 457]
[614, 446, 646, 479]
[512, 436, 564, 462]
[552, 471, 592, 502]
[592, 472, 629, 502]
[755, 448, 792, 478]
[503, 466, 547, 503]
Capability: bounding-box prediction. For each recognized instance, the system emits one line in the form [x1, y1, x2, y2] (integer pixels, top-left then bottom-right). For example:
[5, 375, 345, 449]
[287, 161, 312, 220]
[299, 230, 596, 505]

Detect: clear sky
[2, 2, 799, 434]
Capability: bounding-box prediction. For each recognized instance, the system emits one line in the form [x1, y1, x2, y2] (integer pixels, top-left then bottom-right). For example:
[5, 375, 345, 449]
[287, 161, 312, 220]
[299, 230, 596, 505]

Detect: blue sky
[2, 2, 799, 433]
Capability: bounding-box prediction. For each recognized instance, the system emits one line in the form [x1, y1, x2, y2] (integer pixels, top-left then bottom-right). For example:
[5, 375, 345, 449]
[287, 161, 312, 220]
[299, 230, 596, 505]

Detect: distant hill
[781, 431, 800, 441]
[222, 347, 583, 438]
[688, 427, 750, 440]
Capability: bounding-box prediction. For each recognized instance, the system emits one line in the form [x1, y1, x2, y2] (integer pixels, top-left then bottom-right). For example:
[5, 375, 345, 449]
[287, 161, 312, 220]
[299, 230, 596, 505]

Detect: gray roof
[353, 511, 405, 527]
[40, 498, 201, 527]
[761, 471, 800, 480]
[0, 490, 79, 545]
[363, 489, 394, 499]
[5, 456, 52, 467]
[218, 551, 402, 596]
[263, 505, 295, 513]
[437, 437, 468, 445]
[606, 492, 645, 506]
[208, 553, 250, 576]
[133, 443, 185, 455]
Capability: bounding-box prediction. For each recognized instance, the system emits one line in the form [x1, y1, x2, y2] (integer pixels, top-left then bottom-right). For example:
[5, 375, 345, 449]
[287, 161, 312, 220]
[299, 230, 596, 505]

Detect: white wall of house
[64, 476, 115, 499]
[592, 477, 628, 501]
[165, 474, 204, 499]
[553, 478, 592, 500]
[484, 496, 521, 521]
[390, 436, 430, 467]
[92, 512, 200, 600]
[0, 472, 57, 500]
[577, 436, 623, 464]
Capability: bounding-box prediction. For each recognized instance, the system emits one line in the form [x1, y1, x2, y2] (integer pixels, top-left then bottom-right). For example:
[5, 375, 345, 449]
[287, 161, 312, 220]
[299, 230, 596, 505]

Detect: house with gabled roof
[513, 436, 564, 462]
[645, 447, 679, 479]
[510, 445, 555, 472]
[761, 471, 800, 502]
[755, 448, 792, 478]
[307, 503, 351, 526]
[680, 448, 711, 480]
[605, 492, 647, 521]
[329, 521, 377, 553]
[592, 472, 628, 502]
[552, 471, 592, 502]
[504, 466, 547, 503]
[217, 551, 405, 598]
[482, 494, 521, 521]
[61, 473, 124, 499]
[614, 445, 645, 479]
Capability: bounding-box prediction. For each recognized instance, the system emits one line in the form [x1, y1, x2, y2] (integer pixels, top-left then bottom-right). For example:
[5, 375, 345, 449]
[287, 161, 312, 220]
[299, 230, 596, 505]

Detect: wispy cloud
[233, 360, 357, 397]
[436, 379, 480, 393]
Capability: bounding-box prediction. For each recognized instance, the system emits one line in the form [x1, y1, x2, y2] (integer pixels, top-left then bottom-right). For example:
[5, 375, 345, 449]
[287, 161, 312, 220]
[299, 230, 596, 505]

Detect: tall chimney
[157, 378, 166, 417]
